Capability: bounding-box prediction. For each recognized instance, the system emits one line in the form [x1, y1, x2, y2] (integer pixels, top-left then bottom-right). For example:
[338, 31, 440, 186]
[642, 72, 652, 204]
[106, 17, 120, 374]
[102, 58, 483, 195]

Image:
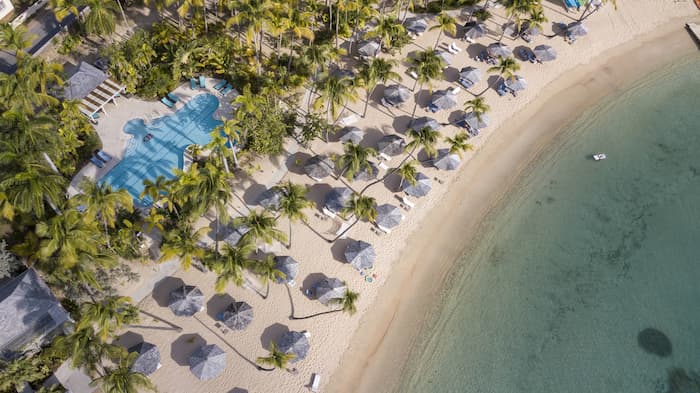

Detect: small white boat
[593, 153, 607, 161]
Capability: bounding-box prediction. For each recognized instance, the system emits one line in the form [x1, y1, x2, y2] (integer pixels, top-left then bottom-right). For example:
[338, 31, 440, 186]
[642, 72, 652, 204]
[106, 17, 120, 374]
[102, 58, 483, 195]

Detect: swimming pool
[100, 93, 223, 205]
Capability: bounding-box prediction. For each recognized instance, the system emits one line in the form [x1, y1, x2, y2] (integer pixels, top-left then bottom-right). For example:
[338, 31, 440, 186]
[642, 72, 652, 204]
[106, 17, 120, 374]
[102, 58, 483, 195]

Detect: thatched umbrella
[405, 17, 428, 34]
[352, 162, 379, 182]
[344, 240, 376, 270]
[377, 134, 406, 157]
[458, 66, 482, 86]
[502, 21, 517, 37]
[435, 50, 453, 67]
[358, 40, 381, 57]
[383, 84, 411, 107]
[257, 188, 282, 210]
[274, 256, 298, 285]
[533, 45, 557, 62]
[276, 331, 309, 363]
[129, 342, 161, 376]
[168, 285, 204, 317]
[459, 112, 490, 131]
[409, 116, 441, 132]
[567, 21, 588, 36]
[314, 277, 346, 305]
[487, 42, 512, 58]
[504, 75, 527, 92]
[189, 344, 225, 380]
[223, 224, 250, 247]
[428, 90, 458, 112]
[339, 126, 364, 144]
[375, 204, 403, 230]
[304, 155, 335, 181]
[463, 21, 487, 40]
[220, 301, 254, 330]
[433, 149, 461, 171]
[324, 187, 353, 215]
[402, 172, 432, 197]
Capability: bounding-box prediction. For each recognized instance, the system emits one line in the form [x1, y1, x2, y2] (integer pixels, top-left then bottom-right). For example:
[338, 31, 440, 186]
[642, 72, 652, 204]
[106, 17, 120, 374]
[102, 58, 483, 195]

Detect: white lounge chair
[409, 70, 418, 79]
[377, 224, 391, 234]
[310, 374, 321, 392]
[335, 221, 351, 238]
[402, 196, 415, 208]
[449, 86, 461, 95]
[446, 45, 458, 55]
[450, 42, 463, 52]
[302, 330, 311, 338]
[378, 162, 389, 171]
[322, 207, 337, 219]
[379, 152, 392, 161]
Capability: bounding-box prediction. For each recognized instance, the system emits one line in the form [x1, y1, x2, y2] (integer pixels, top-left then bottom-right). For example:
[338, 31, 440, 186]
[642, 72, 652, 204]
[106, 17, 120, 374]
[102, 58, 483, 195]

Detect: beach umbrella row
[129, 342, 161, 376]
[487, 42, 512, 58]
[429, 90, 458, 112]
[459, 112, 490, 131]
[435, 50, 453, 67]
[405, 17, 428, 34]
[375, 204, 404, 230]
[357, 40, 381, 58]
[505, 75, 528, 92]
[458, 66, 482, 88]
[353, 162, 379, 182]
[257, 187, 282, 210]
[463, 21, 487, 40]
[410, 116, 441, 132]
[567, 21, 588, 37]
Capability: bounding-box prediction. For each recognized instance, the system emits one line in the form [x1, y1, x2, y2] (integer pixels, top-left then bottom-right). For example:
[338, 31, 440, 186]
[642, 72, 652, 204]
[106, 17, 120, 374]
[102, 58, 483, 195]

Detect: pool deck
[68, 77, 235, 196]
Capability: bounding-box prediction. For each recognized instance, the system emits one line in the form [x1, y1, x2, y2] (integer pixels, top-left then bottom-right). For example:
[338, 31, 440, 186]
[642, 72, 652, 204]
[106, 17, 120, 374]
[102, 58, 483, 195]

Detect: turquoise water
[397, 55, 700, 392]
[100, 93, 222, 205]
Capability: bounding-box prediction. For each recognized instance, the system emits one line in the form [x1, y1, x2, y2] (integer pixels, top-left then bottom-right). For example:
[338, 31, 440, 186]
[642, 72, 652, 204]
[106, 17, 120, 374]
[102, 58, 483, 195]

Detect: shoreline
[328, 18, 700, 393]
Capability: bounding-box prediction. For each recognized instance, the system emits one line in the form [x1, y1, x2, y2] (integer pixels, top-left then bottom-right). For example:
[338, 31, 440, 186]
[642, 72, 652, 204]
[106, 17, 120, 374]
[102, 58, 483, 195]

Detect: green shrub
[137, 65, 178, 99]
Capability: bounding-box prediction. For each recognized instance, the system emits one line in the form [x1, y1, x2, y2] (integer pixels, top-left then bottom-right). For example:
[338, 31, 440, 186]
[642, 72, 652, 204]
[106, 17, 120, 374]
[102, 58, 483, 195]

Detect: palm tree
[0, 191, 13, 221]
[313, 73, 359, 123]
[0, 72, 58, 114]
[336, 142, 377, 180]
[291, 286, 360, 319]
[464, 96, 490, 121]
[445, 132, 473, 157]
[356, 57, 400, 117]
[284, 1, 314, 69]
[18, 55, 64, 94]
[208, 241, 256, 292]
[256, 342, 296, 371]
[0, 161, 66, 218]
[177, 0, 207, 33]
[487, 56, 520, 93]
[274, 181, 312, 248]
[429, 13, 456, 49]
[250, 255, 286, 299]
[144, 207, 166, 233]
[364, 16, 405, 51]
[28, 209, 103, 269]
[503, 0, 538, 35]
[70, 179, 133, 238]
[51, 0, 121, 37]
[0, 24, 36, 55]
[51, 326, 122, 376]
[159, 225, 207, 270]
[523, 6, 548, 36]
[234, 210, 288, 246]
[77, 296, 139, 341]
[406, 126, 441, 159]
[397, 160, 418, 190]
[341, 193, 377, 222]
[227, 0, 273, 73]
[407, 48, 444, 116]
[214, 118, 241, 167]
[140, 175, 171, 207]
[91, 351, 157, 393]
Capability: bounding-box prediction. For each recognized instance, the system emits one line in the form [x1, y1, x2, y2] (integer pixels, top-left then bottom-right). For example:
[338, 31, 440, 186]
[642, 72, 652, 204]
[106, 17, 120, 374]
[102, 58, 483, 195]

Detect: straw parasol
[502, 21, 518, 37]
[358, 40, 381, 57]
[223, 224, 250, 247]
[219, 301, 254, 330]
[487, 42, 513, 58]
[352, 162, 379, 182]
[314, 277, 347, 305]
[304, 155, 335, 180]
[504, 75, 527, 92]
[459, 112, 490, 131]
[383, 84, 411, 106]
[168, 285, 204, 317]
[276, 331, 309, 363]
[435, 50, 453, 67]
[344, 240, 376, 270]
[459, 66, 482, 85]
[433, 149, 461, 171]
[257, 188, 282, 210]
[189, 344, 225, 380]
[375, 204, 403, 230]
[339, 126, 364, 144]
[324, 187, 353, 215]
[567, 21, 588, 36]
[463, 21, 487, 40]
[402, 172, 432, 197]
[274, 256, 298, 285]
[405, 17, 428, 34]
[129, 342, 161, 376]
[409, 116, 441, 132]
[533, 45, 557, 62]
[377, 134, 406, 157]
[429, 90, 458, 112]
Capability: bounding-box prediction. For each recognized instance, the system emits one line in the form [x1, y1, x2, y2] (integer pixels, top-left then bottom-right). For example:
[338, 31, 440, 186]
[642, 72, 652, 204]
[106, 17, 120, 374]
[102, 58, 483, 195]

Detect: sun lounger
[428, 104, 439, 113]
[160, 97, 175, 108]
[458, 78, 474, 89]
[449, 86, 461, 95]
[449, 42, 462, 52]
[465, 36, 474, 44]
[302, 330, 311, 338]
[335, 221, 351, 238]
[446, 45, 459, 55]
[378, 161, 389, 171]
[379, 152, 392, 161]
[310, 374, 321, 392]
[402, 196, 415, 208]
[95, 150, 112, 162]
[220, 84, 234, 96]
[190, 78, 197, 90]
[167, 93, 180, 103]
[199, 76, 206, 88]
[409, 70, 418, 79]
[89, 156, 104, 168]
[322, 207, 337, 219]
[377, 223, 392, 234]
[213, 80, 227, 90]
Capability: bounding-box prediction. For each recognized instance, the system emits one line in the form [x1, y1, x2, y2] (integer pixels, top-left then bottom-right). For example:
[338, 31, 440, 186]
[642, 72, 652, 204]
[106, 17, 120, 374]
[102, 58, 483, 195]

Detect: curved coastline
[328, 19, 700, 393]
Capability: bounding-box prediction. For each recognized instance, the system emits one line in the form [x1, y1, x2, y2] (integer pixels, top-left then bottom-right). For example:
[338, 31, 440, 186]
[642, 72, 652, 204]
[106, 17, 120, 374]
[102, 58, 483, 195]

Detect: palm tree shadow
[227, 389, 249, 393]
[170, 333, 205, 366]
[206, 293, 234, 321]
[260, 323, 289, 350]
[152, 276, 185, 307]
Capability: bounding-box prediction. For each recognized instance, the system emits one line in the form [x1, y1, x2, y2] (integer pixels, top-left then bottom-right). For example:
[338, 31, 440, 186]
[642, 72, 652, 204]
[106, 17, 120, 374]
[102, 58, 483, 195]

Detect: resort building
[0, 269, 71, 361]
[63, 61, 126, 121]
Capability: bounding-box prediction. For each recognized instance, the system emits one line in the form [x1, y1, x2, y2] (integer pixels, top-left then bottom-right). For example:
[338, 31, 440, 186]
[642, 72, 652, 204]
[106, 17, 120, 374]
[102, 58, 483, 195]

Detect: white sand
[111, 1, 699, 393]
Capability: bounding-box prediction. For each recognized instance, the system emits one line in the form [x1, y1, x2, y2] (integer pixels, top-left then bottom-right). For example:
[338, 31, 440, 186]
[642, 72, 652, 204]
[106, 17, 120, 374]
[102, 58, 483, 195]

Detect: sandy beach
[104, 1, 700, 392]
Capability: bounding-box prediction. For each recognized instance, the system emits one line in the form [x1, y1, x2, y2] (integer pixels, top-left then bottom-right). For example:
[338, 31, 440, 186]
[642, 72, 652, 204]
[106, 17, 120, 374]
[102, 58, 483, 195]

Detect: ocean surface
[396, 55, 700, 393]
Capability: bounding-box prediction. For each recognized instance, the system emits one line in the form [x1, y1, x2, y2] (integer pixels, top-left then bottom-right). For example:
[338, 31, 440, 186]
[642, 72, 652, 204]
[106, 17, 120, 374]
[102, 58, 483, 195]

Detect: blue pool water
[100, 93, 222, 205]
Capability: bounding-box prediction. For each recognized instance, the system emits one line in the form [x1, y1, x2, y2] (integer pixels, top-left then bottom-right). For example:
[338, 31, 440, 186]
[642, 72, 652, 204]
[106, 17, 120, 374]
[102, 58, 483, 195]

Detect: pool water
[100, 93, 222, 205]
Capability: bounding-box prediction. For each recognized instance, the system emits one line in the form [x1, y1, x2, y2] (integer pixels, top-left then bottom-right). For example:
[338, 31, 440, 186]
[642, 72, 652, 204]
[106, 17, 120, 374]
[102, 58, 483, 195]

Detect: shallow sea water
[397, 55, 700, 393]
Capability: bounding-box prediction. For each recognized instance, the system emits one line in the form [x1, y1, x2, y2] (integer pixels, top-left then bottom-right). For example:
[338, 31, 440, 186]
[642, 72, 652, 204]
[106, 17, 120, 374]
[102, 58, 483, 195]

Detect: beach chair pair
[89, 149, 113, 168]
[160, 92, 180, 108]
[458, 78, 474, 89]
[446, 42, 462, 54]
